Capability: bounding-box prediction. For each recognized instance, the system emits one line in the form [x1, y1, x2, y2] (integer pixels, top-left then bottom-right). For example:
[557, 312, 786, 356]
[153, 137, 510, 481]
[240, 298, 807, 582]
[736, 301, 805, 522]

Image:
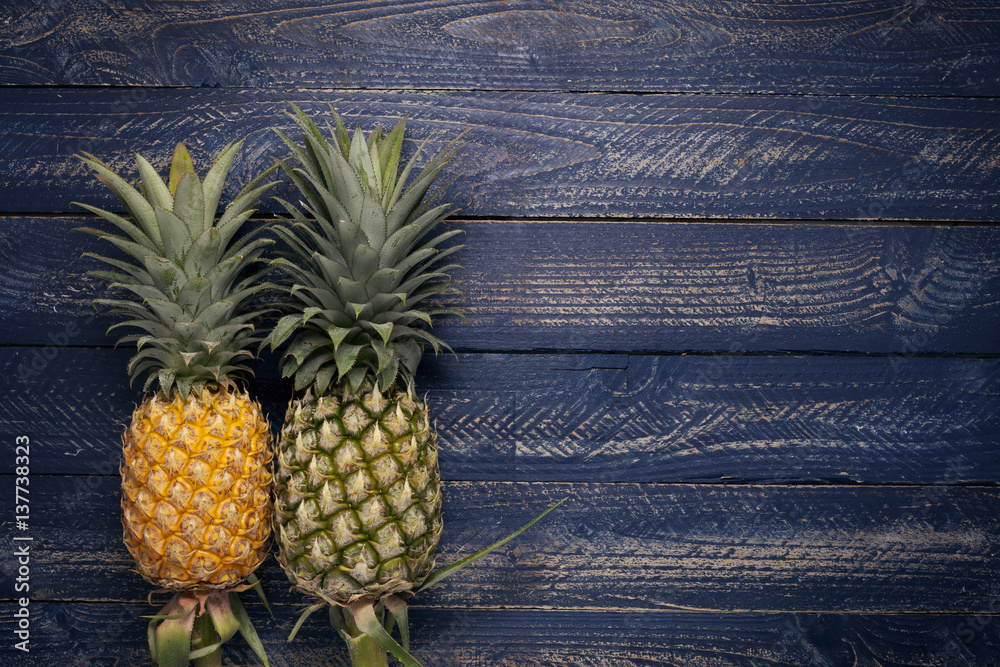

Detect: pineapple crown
[74, 140, 279, 398]
[267, 104, 467, 395]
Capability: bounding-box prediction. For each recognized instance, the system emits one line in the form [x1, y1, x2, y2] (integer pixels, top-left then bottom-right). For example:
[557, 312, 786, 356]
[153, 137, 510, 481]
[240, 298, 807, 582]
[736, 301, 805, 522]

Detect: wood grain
[1, 603, 997, 666]
[1, 0, 998, 95]
[2, 477, 998, 614]
[3, 89, 1000, 220]
[3, 217, 1000, 353]
[3, 348, 998, 485]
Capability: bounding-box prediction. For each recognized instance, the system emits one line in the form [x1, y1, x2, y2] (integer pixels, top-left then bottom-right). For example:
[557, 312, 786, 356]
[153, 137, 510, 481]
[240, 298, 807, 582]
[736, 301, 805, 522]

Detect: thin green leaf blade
[382, 595, 410, 651]
[349, 601, 424, 667]
[287, 602, 326, 642]
[231, 592, 270, 667]
[417, 497, 568, 593]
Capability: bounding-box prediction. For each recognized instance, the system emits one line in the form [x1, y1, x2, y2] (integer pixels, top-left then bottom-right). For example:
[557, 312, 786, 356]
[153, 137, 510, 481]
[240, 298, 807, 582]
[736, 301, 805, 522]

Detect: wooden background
[2, 1, 1000, 664]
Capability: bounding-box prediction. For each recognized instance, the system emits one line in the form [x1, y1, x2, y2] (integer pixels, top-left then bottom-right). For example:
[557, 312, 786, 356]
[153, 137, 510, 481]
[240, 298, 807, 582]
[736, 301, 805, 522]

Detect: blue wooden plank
[3, 217, 999, 353]
[1, 476, 997, 614]
[2, 89, 999, 220]
[1, 1, 998, 96]
[3, 349, 998, 484]
[1, 603, 997, 666]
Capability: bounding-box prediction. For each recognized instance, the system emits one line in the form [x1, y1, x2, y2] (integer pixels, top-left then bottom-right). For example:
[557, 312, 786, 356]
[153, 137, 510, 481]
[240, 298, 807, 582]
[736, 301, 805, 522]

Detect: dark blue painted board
[3, 348, 998, 485]
[3, 217, 999, 354]
[2, 89, 1000, 220]
[2, 476, 998, 615]
[2, 0, 999, 97]
[1, 603, 997, 666]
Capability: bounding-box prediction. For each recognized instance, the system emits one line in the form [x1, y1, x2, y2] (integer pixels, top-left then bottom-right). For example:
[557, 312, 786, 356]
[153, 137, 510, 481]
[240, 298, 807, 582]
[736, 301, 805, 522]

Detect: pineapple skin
[121, 385, 274, 590]
[274, 383, 443, 604]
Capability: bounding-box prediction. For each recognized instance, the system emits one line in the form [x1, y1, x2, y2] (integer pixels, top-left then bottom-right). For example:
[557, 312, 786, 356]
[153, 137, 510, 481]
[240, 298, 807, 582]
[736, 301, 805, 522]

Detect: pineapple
[267, 105, 464, 662]
[269, 106, 565, 667]
[75, 140, 278, 666]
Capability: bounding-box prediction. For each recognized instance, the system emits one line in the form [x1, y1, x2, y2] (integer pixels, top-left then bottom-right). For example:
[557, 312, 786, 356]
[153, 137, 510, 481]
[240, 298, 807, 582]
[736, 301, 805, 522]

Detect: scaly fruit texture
[122, 385, 272, 589]
[268, 105, 465, 664]
[75, 140, 277, 667]
[276, 382, 441, 604]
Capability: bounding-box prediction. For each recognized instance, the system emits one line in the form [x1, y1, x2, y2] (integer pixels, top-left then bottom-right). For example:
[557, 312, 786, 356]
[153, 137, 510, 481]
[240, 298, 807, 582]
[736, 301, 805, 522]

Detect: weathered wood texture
[2, 0, 999, 663]
[4, 216, 999, 353]
[1, 0, 999, 95]
[2, 477, 998, 614]
[3, 348, 999, 485]
[3, 90, 1000, 220]
[1, 603, 998, 666]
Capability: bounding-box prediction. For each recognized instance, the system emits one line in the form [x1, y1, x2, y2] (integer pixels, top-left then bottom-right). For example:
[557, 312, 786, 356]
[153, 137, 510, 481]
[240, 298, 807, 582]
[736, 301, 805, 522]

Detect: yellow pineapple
[75, 140, 278, 665]
[121, 385, 272, 590]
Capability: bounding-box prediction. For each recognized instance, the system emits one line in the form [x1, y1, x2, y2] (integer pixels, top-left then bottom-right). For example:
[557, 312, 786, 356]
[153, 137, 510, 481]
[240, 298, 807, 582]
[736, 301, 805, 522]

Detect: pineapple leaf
[380, 205, 453, 269]
[294, 219, 350, 268]
[270, 313, 304, 350]
[76, 153, 163, 251]
[379, 119, 406, 209]
[335, 277, 368, 307]
[217, 163, 279, 230]
[184, 228, 223, 278]
[349, 122, 382, 194]
[177, 277, 213, 314]
[292, 165, 353, 230]
[278, 108, 322, 170]
[287, 602, 326, 642]
[368, 320, 393, 343]
[133, 152, 173, 211]
[372, 339, 393, 372]
[76, 227, 159, 265]
[334, 342, 363, 379]
[327, 324, 355, 351]
[230, 592, 271, 667]
[358, 196, 388, 252]
[141, 255, 184, 299]
[168, 142, 195, 197]
[416, 497, 569, 594]
[337, 217, 371, 260]
[330, 109, 351, 153]
[154, 206, 192, 261]
[82, 252, 153, 284]
[154, 594, 198, 667]
[385, 131, 432, 216]
[376, 357, 400, 390]
[348, 601, 424, 667]
[293, 350, 337, 391]
[364, 267, 402, 296]
[313, 253, 352, 288]
[73, 204, 158, 251]
[173, 171, 206, 235]
[382, 595, 410, 651]
[200, 140, 241, 229]
[286, 331, 329, 365]
[351, 243, 381, 286]
[314, 363, 338, 395]
[205, 592, 240, 646]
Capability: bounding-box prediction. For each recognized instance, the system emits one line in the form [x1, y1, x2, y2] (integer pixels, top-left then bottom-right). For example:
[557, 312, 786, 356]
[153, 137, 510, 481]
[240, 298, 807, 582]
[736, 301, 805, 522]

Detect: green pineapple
[268, 105, 564, 667]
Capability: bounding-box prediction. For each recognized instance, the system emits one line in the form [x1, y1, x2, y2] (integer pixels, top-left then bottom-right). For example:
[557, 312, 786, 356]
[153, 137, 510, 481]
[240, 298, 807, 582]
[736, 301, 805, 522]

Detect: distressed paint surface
[0, 0, 998, 664]
[1, 90, 999, 220]
[1, 477, 998, 615]
[1, 0, 998, 95]
[2, 348, 999, 484]
[0, 604, 998, 666]
[3, 218, 1000, 352]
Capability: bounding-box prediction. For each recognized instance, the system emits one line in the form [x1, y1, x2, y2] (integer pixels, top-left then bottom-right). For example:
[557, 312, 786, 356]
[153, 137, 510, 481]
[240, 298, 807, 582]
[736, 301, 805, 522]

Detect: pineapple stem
[340, 606, 389, 667]
[193, 611, 223, 667]
[345, 632, 390, 667]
